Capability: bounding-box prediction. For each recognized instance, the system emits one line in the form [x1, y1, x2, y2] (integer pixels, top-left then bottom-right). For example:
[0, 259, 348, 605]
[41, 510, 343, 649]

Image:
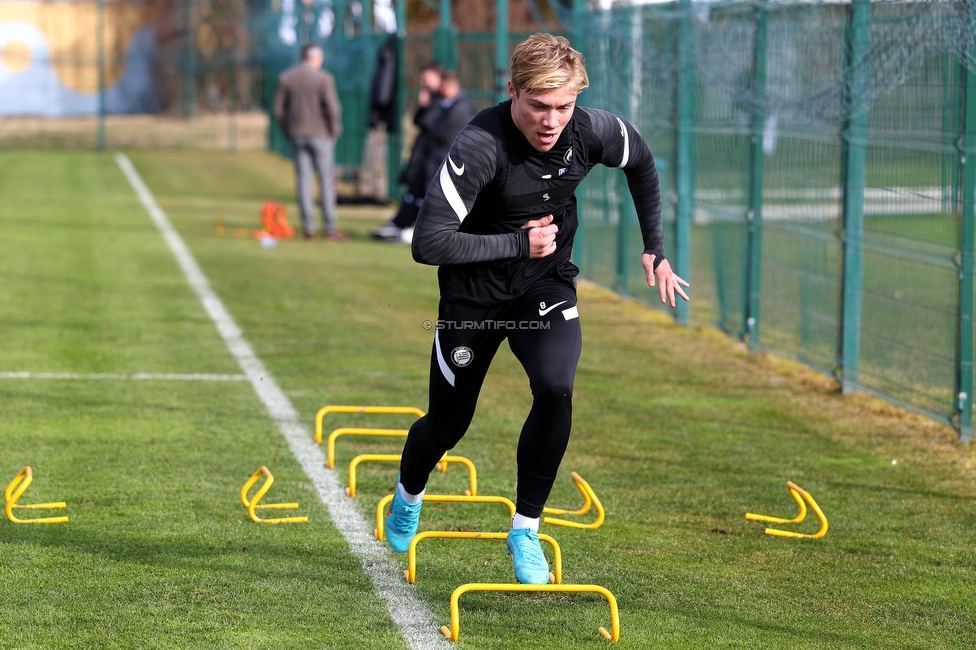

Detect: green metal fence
[574, 0, 976, 440]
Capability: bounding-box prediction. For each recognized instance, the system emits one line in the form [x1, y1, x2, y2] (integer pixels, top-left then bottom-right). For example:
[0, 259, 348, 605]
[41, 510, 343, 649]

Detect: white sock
[511, 513, 540, 531]
[397, 482, 425, 504]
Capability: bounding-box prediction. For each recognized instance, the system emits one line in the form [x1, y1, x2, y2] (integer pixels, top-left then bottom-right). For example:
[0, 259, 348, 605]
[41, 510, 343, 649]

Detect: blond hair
[510, 33, 589, 96]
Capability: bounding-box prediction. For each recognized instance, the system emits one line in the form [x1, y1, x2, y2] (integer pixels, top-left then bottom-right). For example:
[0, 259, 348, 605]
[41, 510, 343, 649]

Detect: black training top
[412, 99, 664, 307]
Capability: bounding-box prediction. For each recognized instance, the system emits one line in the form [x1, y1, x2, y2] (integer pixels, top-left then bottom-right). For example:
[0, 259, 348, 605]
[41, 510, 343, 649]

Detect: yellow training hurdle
[746, 480, 828, 539]
[240, 467, 308, 524]
[314, 404, 425, 445]
[542, 471, 605, 529]
[375, 493, 516, 541]
[4, 467, 68, 524]
[346, 453, 478, 497]
[325, 428, 410, 469]
[440, 583, 619, 642]
[405, 530, 561, 584]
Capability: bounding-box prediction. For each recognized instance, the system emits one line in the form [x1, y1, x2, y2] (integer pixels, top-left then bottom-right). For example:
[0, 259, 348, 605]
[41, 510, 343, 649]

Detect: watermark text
[422, 320, 551, 331]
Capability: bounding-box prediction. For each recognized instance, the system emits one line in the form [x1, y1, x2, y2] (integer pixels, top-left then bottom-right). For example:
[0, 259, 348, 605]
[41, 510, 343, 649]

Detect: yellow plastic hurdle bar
[542, 471, 605, 529]
[746, 480, 828, 539]
[4, 467, 68, 525]
[375, 493, 515, 541]
[440, 583, 620, 642]
[405, 530, 561, 584]
[240, 467, 309, 524]
[326, 429, 410, 469]
[314, 404, 425, 445]
[346, 453, 478, 497]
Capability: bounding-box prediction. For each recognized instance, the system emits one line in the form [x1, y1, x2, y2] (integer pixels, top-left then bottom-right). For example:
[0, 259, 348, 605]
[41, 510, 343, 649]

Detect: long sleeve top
[412, 101, 664, 306]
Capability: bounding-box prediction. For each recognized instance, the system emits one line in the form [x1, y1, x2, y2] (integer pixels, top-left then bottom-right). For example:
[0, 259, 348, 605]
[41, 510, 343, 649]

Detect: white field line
[693, 200, 945, 224]
[0, 372, 247, 381]
[115, 153, 449, 650]
[693, 186, 955, 224]
[695, 186, 946, 202]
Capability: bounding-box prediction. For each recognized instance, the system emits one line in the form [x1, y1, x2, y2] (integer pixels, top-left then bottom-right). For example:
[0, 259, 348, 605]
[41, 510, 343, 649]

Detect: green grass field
[2, 150, 975, 649]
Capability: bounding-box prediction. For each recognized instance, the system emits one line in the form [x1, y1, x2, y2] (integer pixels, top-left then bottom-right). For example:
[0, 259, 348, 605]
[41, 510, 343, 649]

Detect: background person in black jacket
[372, 69, 477, 244]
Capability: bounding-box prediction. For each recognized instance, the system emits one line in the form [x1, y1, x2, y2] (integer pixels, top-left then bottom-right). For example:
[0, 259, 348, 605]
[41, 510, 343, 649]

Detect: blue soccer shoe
[506, 527, 550, 584]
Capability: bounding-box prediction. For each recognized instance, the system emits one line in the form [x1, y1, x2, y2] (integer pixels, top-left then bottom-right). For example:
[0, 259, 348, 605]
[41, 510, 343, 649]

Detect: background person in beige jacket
[274, 43, 346, 240]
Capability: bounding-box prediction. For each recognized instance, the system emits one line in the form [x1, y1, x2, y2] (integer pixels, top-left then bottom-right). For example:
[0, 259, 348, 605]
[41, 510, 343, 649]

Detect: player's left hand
[642, 254, 690, 308]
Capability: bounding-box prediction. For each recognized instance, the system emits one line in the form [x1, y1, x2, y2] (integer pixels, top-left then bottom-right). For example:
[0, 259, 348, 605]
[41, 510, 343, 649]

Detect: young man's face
[508, 80, 578, 152]
[440, 78, 460, 99]
[420, 70, 442, 93]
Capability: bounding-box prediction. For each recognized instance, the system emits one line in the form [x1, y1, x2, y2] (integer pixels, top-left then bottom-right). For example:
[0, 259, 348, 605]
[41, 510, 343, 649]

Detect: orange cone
[252, 201, 295, 239]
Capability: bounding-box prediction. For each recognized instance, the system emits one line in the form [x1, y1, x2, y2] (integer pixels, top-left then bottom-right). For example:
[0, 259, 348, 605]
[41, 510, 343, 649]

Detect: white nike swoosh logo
[616, 117, 630, 168]
[448, 155, 464, 176]
[538, 300, 568, 316]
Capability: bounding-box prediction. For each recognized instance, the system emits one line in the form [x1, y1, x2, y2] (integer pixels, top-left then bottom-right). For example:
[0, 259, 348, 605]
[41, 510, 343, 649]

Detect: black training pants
[399, 281, 582, 518]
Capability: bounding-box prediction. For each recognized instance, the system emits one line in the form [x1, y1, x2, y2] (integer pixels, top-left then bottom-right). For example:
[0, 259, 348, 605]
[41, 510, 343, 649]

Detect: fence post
[181, 0, 196, 116]
[96, 0, 105, 150]
[673, 0, 694, 325]
[617, 200, 633, 298]
[570, 0, 587, 274]
[433, 0, 458, 70]
[494, 0, 509, 103]
[839, 0, 869, 395]
[943, 53, 959, 214]
[957, 56, 976, 441]
[744, 2, 767, 354]
[388, 0, 408, 202]
[572, 0, 586, 46]
[615, 6, 644, 299]
[363, 0, 372, 32]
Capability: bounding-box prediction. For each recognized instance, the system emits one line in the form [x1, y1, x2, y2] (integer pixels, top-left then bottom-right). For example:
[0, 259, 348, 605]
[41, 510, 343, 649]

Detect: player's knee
[531, 378, 574, 403]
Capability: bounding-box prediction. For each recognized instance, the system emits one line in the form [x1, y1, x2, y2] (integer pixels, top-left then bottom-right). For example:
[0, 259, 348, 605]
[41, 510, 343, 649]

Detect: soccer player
[385, 33, 689, 583]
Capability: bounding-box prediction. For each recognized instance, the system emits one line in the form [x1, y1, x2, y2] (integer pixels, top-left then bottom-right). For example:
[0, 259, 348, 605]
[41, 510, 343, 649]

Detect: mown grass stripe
[115, 152, 449, 650]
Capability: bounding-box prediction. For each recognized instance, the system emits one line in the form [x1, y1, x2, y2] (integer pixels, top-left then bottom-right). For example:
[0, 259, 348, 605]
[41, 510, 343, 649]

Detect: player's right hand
[523, 215, 558, 259]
